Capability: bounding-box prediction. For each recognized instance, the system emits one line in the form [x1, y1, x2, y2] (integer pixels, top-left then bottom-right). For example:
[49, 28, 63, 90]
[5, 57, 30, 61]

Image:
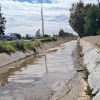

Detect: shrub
[41, 37, 57, 42]
[52, 37, 57, 41]
[44, 34, 51, 38]
[15, 40, 27, 51]
[83, 67, 89, 81]
[85, 85, 93, 98]
[0, 41, 16, 53]
[0, 38, 51, 53]
[31, 37, 36, 41]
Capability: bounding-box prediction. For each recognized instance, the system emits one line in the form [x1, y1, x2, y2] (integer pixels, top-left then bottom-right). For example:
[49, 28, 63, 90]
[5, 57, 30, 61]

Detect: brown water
[0, 41, 78, 100]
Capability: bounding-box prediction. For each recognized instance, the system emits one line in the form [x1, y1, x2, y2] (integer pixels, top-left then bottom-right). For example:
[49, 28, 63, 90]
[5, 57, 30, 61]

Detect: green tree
[84, 5, 99, 36]
[69, 1, 85, 38]
[10, 33, 22, 39]
[14, 33, 22, 39]
[96, 5, 100, 34]
[59, 29, 65, 37]
[0, 4, 6, 36]
[26, 34, 32, 39]
[44, 34, 51, 38]
[26, 34, 29, 39]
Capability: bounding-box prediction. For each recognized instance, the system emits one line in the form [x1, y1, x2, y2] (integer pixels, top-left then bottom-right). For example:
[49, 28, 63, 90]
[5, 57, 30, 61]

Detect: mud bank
[80, 39, 100, 100]
[0, 39, 68, 68]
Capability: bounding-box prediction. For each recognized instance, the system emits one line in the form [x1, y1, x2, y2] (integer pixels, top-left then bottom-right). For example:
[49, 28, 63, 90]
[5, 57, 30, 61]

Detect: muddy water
[0, 41, 78, 100]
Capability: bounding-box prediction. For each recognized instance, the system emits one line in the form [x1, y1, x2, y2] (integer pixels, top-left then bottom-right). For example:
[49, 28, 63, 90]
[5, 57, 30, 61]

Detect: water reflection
[0, 56, 36, 87]
[0, 41, 77, 100]
[0, 45, 64, 87]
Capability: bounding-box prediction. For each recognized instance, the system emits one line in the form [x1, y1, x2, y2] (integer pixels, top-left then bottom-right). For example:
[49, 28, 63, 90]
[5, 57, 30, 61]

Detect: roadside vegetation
[96, 44, 100, 48]
[40, 35, 57, 42]
[0, 40, 42, 53]
[83, 67, 90, 81]
[85, 85, 93, 99]
[0, 4, 75, 53]
[0, 31, 75, 53]
[0, 35, 74, 53]
[69, 0, 100, 38]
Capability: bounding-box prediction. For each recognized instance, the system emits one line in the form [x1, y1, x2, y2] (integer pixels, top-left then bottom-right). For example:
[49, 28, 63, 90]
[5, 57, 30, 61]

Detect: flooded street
[0, 41, 82, 100]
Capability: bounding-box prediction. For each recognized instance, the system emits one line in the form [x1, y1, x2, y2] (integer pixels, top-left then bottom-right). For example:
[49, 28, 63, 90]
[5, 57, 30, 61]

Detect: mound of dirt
[82, 35, 100, 45]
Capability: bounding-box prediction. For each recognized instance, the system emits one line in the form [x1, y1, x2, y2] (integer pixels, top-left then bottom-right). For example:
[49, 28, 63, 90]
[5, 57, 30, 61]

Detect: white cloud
[0, 0, 97, 36]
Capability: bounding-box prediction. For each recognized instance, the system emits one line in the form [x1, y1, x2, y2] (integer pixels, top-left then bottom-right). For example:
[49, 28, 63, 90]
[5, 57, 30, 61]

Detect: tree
[69, 1, 85, 38]
[26, 34, 29, 39]
[59, 29, 66, 37]
[96, 5, 100, 34]
[26, 34, 32, 39]
[84, 5, 98, 36]
[14, 33, 22, 39]
[44, 34, 51, 38]
[69, 1, 100, 37]
[0, 4, 6, 36]
[10, 33, 22, 39]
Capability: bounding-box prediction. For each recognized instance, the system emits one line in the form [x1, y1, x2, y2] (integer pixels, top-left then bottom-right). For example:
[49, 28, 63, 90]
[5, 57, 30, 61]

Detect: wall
[0, 39, 67, 67]
[80, 39, 100, 100]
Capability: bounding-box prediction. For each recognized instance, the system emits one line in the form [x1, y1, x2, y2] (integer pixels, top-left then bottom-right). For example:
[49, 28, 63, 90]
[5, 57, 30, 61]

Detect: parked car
[10, 35, 18, 40]
[0, 35, 18, 41]
[2, 35, 11, 41]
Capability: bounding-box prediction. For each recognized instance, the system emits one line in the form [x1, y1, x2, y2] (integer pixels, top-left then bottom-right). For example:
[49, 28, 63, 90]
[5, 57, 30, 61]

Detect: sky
[0, 0, 97, 36]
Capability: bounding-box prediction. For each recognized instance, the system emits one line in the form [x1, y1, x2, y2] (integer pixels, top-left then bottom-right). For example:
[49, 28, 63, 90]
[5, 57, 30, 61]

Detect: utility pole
[41, 3, 44, 37]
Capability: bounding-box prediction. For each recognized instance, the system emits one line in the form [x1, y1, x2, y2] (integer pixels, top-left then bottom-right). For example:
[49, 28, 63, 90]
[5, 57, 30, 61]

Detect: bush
[85, 85, 93, 98]
[0, 38, 52, 53]
[41, 37, 57, 42]
[15, 40, 27, 51]
[31, 37, 36, 41]
[83, 67, 89, 81]
[52, 37, 57, 41]
[0, 41, 16, 53]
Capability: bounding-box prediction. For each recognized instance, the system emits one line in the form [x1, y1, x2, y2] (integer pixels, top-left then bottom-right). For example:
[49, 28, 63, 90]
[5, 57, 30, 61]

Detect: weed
[83, 67, 89, 81]
[85, 85, 93, 98]
[40, 37, 57, 42]
[0, 39, 42, 53]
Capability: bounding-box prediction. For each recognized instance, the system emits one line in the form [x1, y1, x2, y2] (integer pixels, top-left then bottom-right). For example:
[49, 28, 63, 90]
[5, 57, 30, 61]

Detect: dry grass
[82, 35, 100, 45]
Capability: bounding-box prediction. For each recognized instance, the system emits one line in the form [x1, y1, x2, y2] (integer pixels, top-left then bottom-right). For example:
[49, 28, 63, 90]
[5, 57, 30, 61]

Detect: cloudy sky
[0, 0, 97, 36]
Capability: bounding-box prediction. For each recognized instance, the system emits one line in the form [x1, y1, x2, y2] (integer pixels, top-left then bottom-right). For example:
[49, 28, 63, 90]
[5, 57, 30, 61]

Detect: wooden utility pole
[41, 3, 44, 37]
